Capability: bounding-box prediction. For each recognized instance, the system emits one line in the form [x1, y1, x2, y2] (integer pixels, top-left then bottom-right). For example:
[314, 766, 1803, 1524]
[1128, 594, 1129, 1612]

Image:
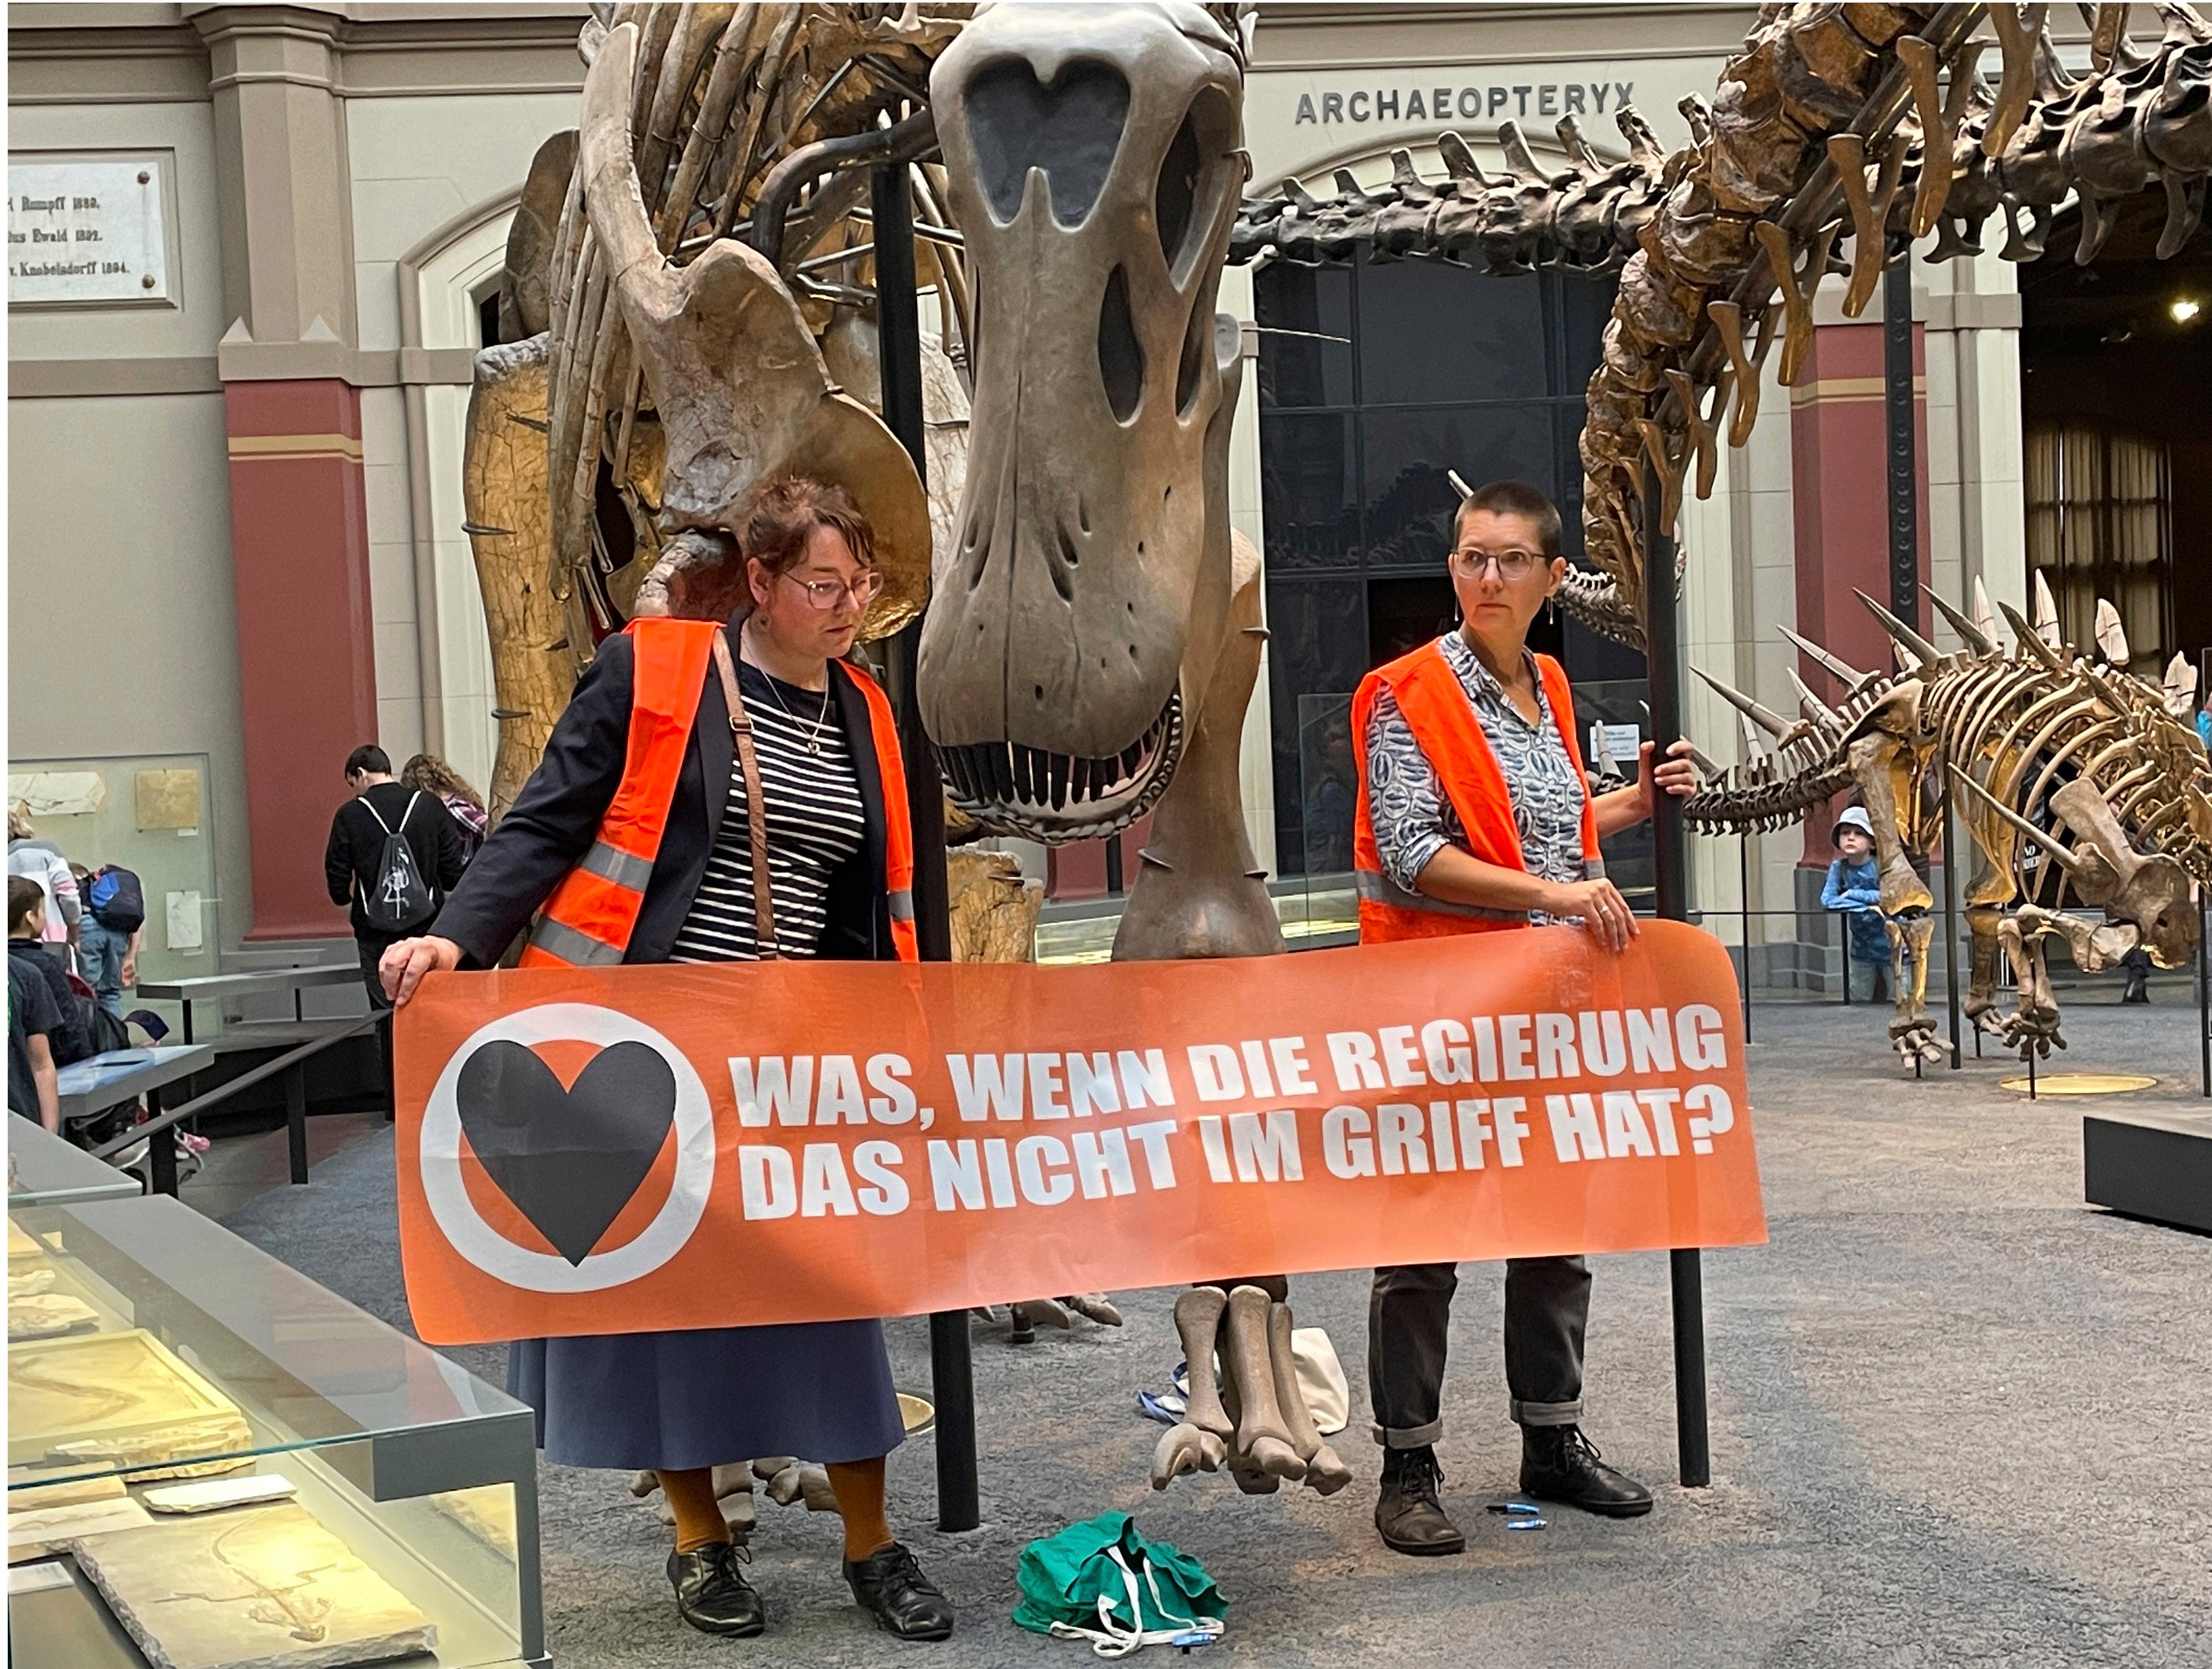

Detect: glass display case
[9, 1118, 143, 1208]
[8, 1196, 545, 1668]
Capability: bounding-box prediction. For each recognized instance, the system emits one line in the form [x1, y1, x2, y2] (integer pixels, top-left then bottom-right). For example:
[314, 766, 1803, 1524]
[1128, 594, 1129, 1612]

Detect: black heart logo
[455, 1040, 678, 1266]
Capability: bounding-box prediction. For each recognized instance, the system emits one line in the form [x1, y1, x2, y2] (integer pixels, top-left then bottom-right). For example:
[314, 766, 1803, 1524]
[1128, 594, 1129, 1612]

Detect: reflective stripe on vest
[521, 619, 720, 968]
[841, 664, 920, 964]
[1349, 639, 1600, 945]
[522, 626, 922, 968]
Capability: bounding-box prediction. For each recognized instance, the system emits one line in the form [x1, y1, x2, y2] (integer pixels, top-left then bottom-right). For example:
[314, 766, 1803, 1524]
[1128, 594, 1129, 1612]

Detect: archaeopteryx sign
[393, 922, 1764, 1345]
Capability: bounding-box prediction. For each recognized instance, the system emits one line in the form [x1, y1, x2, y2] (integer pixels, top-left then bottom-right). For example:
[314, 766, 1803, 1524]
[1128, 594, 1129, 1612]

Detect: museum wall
[344, 89, 575, 779]
[8, 90, 254, 959]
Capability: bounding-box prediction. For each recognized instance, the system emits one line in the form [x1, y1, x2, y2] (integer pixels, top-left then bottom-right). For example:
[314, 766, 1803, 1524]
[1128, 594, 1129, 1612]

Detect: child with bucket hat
[1821, 806, 1897, 1002]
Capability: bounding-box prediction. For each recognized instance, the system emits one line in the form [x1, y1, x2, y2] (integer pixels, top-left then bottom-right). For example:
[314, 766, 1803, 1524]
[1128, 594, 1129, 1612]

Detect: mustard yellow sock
[825, 1457, 892, 1562]
[657, 1467, 729, 1555]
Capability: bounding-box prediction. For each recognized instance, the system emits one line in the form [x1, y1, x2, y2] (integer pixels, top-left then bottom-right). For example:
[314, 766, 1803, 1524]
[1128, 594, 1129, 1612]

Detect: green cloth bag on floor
[1013, 1510, 1226, 1657]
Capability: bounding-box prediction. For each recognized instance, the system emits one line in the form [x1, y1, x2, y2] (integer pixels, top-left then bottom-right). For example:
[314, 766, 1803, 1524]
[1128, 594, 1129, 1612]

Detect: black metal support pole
[873, 159, 980, 1535]
[147, 1087, 178, 1198]
[287, 1063, 310, 1185]
[1883, 258, 1920, 632]
[1643, 486, 1710, 1489]
[1740, 831, 1752, 1043]
[1941, 779, 1962, 1070]
[2199, 895, 2209, 1098]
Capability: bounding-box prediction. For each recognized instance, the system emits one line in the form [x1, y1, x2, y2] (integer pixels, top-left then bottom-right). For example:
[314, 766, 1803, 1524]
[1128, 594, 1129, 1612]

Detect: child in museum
[8, 876, 69, 1130]
[1821, 807, 1896, 1002]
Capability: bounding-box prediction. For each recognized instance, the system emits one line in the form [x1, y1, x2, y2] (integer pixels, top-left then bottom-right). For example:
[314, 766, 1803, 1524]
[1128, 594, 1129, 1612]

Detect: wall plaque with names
[8, 156, 171, 306]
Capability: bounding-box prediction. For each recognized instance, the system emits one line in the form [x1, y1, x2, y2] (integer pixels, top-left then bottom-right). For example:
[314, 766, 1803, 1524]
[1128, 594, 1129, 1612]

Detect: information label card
[8, 158, 169, 305]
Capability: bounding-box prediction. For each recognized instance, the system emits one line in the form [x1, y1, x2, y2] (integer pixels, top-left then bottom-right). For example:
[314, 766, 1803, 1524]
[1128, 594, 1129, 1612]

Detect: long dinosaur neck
[1111, 559, 1285, 963]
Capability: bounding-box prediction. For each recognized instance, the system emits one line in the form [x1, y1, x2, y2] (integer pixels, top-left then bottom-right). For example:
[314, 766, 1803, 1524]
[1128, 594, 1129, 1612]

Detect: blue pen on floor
[1503, 1517, 1548, 1531]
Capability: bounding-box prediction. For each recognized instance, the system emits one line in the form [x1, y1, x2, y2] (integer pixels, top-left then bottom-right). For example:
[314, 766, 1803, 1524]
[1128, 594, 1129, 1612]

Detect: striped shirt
[668, 663, 866, 962]
[1364, 632, 1589, 925]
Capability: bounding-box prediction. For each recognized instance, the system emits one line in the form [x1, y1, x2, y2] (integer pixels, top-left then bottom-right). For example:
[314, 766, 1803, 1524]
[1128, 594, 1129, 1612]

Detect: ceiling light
[2174, 297, 2203, 324]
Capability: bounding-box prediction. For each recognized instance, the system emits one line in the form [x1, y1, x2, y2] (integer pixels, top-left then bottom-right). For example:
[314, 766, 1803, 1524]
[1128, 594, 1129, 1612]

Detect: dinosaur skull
[919, 2, 1246, 840]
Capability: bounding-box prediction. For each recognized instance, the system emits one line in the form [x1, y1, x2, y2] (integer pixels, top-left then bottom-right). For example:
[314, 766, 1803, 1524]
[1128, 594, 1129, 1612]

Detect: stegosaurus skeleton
[1685, 585, 2212, 1061]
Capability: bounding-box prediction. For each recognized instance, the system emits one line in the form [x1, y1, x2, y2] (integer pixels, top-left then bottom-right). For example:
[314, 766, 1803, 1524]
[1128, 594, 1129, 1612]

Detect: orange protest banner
[393, 920, 1763, 1346]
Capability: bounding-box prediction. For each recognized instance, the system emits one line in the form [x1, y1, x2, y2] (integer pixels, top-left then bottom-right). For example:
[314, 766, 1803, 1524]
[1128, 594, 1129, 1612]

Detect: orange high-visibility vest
[521, 619, 918, 968]
[1350, 639, 1602, 943]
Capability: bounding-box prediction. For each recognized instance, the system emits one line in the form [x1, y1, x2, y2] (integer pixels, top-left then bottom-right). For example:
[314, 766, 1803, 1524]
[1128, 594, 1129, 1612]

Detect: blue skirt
[508, 1320, 906, 1472]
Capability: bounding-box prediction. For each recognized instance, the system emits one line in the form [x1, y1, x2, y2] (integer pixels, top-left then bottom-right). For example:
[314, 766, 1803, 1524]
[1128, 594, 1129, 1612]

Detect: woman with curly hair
[399, 754, 490, 858]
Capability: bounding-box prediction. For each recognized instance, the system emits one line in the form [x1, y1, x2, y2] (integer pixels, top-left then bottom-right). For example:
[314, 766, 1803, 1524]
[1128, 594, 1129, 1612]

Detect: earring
[1547, 595, 1559, 624]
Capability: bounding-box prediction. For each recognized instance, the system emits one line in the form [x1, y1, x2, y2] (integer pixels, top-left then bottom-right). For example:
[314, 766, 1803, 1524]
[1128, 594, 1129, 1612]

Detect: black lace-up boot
[667, 1540, 765, 1636]
[1374, 1445, 1465, 1555]
[845, 1541, 954, 1641]
[1519, 1424, 1653, 1517]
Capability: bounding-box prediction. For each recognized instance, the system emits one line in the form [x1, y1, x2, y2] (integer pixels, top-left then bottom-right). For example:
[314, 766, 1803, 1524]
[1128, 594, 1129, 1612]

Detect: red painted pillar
[224, 378, 377, 938]
[1789, 322, 1928, 864]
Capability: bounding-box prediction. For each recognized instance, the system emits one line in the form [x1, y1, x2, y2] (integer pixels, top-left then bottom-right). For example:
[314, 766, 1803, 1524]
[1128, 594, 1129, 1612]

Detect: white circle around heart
[419, 1002, 714, 1292]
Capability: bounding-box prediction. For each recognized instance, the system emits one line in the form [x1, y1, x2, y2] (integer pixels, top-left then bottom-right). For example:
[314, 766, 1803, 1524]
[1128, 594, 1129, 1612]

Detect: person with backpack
[74, 860, 145, 1017]
[324, 745, 466, 1009]
[9, 875, 92, 1071]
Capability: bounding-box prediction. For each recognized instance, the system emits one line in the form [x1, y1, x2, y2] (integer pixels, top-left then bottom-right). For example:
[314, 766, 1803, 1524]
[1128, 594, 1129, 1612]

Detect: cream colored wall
[6, 391, 251, 954]
[1216, 261, 1279, 881]
[344, 90, 572, 785]
[8, 97, 254, 946]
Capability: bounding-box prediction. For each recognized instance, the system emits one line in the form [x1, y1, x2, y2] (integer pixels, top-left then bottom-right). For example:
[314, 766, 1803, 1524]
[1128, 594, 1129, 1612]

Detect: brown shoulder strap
[712, 628, 779, 959]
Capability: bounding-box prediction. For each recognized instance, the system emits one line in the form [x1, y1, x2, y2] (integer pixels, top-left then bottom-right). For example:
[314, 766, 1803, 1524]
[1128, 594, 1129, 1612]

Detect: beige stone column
[192, 3, 379, 938]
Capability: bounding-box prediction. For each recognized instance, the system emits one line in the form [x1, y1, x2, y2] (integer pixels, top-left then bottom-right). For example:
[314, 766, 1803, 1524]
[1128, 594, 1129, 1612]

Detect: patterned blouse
[1364, 632, 1591, 925]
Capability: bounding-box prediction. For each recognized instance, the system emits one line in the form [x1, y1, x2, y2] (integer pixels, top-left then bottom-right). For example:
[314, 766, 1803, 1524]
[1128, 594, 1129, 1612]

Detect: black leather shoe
[845, 1542, 954, 1641]
[1375, 1446, 1465, 1555]
[668, 1541, 766, 1637]
[1519, 1425, 1653, 1518]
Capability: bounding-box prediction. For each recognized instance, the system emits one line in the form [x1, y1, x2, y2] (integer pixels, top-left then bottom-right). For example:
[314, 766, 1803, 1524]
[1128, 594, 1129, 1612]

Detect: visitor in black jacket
[324, 745, 467, 1008]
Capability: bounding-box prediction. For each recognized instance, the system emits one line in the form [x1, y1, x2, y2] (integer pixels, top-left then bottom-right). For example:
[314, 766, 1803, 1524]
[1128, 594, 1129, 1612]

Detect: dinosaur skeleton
[1684, 574, 2212, 1061]
[1229, 2, 2212, 647]
[460, 1, 2211, 1498]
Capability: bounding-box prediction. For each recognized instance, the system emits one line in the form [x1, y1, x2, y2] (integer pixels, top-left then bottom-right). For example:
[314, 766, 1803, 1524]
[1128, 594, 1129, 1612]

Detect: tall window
[2025, 422, 2172, 675]
[1255, 253, 1630, 878]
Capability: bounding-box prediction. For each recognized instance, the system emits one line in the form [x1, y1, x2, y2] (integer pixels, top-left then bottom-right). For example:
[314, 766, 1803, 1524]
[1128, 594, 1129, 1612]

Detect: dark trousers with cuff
[1368, 1256, 1591, 1447]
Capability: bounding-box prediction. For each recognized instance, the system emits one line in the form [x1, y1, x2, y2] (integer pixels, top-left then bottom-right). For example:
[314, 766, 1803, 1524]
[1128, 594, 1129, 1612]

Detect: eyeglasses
[779, 570, 885, 612]
[1450, 547, 1547, 581]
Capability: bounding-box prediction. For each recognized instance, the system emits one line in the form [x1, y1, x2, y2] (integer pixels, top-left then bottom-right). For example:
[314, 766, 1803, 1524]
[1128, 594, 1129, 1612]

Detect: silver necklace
[746, 623, 831, 755]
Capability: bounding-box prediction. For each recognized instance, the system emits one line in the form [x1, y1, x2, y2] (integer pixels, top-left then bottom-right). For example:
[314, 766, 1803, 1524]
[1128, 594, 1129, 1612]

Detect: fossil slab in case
[72, 1500, 438, 1669]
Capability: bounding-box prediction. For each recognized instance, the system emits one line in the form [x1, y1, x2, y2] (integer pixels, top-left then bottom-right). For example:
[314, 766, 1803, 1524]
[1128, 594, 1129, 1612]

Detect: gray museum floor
[208, 990, 2212, 1668]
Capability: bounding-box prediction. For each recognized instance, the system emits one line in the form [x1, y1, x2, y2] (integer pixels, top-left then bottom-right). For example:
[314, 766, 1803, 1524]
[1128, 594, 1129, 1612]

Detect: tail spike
[1853, 590, 1943, 669]
[1923, 585, 1999, 657]
[1779, 625, 1877, 694]
[1788, 667, 1844, 732]
[1696, 668, 1792, 738]
[1998, 601, 2065, 672]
